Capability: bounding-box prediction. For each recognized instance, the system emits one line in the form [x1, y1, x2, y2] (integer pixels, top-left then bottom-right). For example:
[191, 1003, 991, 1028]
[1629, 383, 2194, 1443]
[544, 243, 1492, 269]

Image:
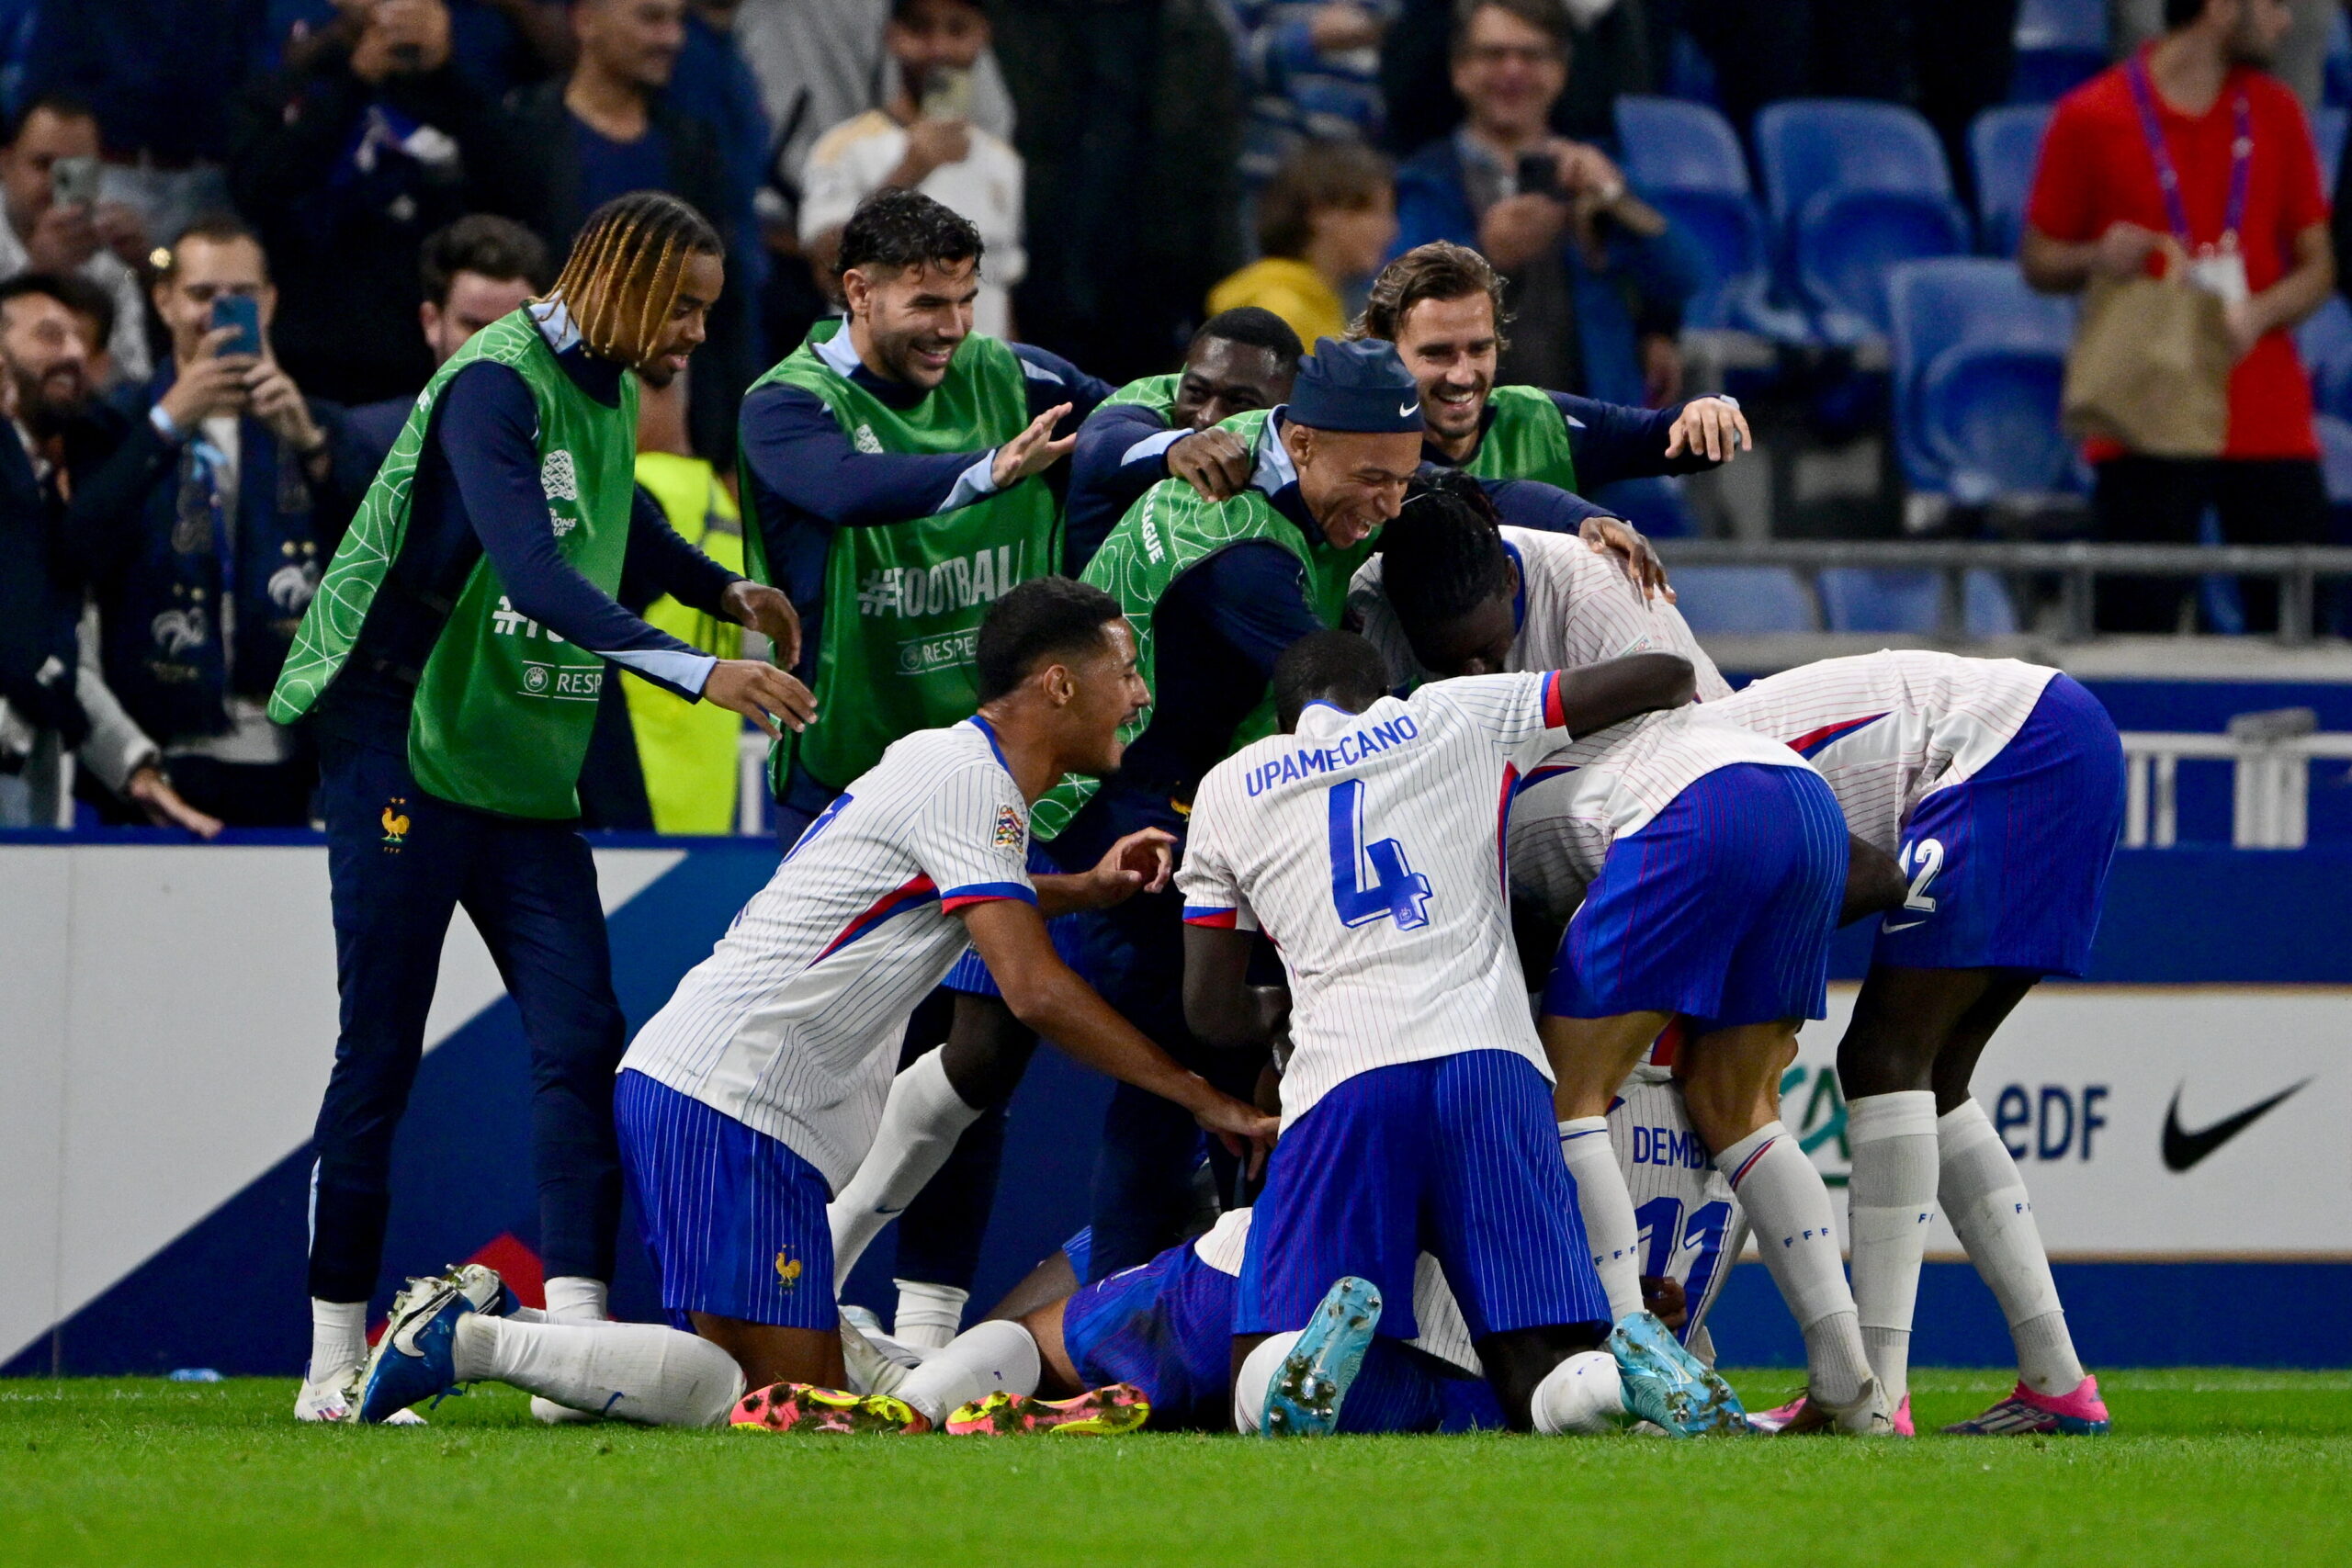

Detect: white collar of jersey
[1295, 698, 1374, 738]
[1250, 408, 1299, 496]
[814, 322, 865, 378]
[528, 298, 582, 354]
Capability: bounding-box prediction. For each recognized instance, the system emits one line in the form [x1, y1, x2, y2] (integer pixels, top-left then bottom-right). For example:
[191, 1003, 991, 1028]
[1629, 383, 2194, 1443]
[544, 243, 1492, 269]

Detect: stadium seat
[1611, 96, 1805, 338]
[1668, 566, 1817, 635]
[2316, 107, 2349, 194]
[2296, 295, 2352, 423]
[2010, 0, 2107, 103]
[1888, 257, 2075, 502]
[1755, 101, 1973, 341]
[1969, 104, 2052, 257]
[2318, 413, 2352, 504]
[1815, 568, 2021, 636]
[1589, 475, 1695, 538]
[2330, 8, 2352, 107]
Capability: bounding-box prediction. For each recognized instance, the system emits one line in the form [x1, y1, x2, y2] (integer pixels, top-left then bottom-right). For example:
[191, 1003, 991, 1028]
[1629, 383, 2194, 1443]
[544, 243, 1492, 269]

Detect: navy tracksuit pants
[306, 732, 626, 1303]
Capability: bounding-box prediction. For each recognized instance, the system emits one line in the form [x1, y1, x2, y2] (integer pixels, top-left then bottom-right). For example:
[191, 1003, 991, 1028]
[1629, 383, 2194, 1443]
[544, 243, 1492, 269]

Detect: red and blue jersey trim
[814, 875, 940, 961]
[1182, 905, 1240, 929]
[1541, 670, 1567, 728]
[940, 881, 1037, 913]
[1786, 712, 1890, 759]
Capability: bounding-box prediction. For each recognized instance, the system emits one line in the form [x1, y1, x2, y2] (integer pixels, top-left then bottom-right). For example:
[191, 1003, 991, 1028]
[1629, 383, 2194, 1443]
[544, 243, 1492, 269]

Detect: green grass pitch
[5, 1371, 2348, 1566]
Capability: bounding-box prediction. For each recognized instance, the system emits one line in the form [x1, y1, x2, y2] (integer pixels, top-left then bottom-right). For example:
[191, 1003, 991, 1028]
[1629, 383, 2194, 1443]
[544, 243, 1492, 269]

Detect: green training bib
[1462, 383, 1580, 492]
[743, 321, 1059, 793]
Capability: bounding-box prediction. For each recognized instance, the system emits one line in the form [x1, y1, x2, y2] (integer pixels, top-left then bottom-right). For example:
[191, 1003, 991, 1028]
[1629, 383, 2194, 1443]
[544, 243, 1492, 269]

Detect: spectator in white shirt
[0, 95, 151, 388]
[798, 0, 1026, 339]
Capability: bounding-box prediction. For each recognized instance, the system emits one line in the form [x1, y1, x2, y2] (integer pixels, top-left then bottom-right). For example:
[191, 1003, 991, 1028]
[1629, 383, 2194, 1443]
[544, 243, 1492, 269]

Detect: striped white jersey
[1194, 1207, 1482, 1377]
[1350, 526, 1732, 701]
[1507, 707, 1815, 919]
[619, 718, 1038, 1190]
[1611, 1066, 1746, 1352]
[1177, 673, 1573, 1127]
[1711, 651, 2058, 855]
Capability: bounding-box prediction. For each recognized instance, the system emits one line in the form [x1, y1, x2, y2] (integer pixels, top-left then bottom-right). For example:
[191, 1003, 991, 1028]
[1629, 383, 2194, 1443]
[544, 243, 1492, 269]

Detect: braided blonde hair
[540, 192, 722, 367]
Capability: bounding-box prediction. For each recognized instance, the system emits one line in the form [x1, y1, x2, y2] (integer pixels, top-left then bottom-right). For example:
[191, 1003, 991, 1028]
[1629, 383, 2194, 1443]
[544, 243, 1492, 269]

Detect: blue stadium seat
[1969, 104, 2052, 256]
[1668, 566, 1817, 634]
[2315, 107, 2348, 192]
[1816, 568, 2021, 637]
[2011, 0, 2107, 103]
[1888, 257, 2075, 501]
[2329, 9, 2352, 108]
[1611, 96, 1802, 337]
[2296, 295, 2352, 422]
[1589, 476, 1695, 538]
[2318, 414, 2352, 505]
[1755, 101, 1973, 340]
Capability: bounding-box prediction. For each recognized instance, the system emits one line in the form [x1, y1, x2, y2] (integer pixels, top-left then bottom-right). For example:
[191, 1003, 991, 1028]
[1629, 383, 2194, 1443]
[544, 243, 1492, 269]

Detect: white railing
[2121, 711, 2352, 849]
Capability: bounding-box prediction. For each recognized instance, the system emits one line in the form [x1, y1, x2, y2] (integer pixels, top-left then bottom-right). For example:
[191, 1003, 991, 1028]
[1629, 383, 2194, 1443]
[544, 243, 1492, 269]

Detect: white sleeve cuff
[940, 452, 1001, 513]
[1120, 428, 1187, 468]
[604, 647, 720, 698]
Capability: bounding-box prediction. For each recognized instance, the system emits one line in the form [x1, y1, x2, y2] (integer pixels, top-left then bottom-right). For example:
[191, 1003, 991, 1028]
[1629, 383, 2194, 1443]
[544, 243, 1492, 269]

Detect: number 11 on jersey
[1326, 779, 1434, 930]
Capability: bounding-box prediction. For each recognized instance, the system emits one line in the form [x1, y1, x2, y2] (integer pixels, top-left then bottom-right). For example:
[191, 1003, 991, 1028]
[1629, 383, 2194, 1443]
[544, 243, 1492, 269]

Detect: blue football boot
[1259, 1277, 1382, 1438]
[353, 1275, 471, 1425]
[1607, 1310, 1747, 1437]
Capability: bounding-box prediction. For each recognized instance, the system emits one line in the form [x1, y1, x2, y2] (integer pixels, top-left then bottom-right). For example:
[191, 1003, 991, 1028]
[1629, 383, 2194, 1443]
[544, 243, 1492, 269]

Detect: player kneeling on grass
[346, 580, 1277, 1429]
[1715, 651, 2124, 1437]
[1175, 627, 1745, 1437]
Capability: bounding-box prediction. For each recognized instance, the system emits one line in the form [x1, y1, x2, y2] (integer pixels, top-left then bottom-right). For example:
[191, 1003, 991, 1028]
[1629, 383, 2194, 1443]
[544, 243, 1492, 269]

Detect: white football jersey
[1506, 706, 1816, 919]
[1178, 673, 1571, 1127]
[1711, 650, 2057, 855]
[1611, 1067, 1746, 1351]
[1350, 526, 1732, 701]
[620, 718, 1038, 1190]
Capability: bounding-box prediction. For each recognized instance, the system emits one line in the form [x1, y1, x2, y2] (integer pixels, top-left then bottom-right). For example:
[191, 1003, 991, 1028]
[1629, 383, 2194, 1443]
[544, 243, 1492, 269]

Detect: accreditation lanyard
[2126, 56, 2252, 255]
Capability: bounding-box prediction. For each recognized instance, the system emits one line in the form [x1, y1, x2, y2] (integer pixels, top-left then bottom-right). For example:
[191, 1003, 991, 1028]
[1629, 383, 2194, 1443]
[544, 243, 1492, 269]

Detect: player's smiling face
[1392, 292, 1498, 448]
[1285, 425, 1422, 549]
[1061, 619, 1147, 775]
[846, 257, 979, 390]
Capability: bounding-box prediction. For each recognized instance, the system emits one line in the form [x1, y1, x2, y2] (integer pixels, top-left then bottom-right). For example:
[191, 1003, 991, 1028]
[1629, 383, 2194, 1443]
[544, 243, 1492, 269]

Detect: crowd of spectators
[0, 0, 2339, 835]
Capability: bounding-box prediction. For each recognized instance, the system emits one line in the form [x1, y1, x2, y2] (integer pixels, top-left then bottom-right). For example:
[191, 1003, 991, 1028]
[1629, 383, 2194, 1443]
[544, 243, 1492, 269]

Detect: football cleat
[353, 1276, 471, 1424]
[1606, 1311, 1747, 1437]
[729, 1382, 927, 1435]
[1751, 1390, 1914, 1436]
[1943, 1375, 2110, 1436]
[447, 1263, 516, 1318]
[295, 1372, 425, 1425]
[1260, 1277, 1381, 1438]
[840, 1306, 926, 1398]
[945, 1383, 1150, 1437]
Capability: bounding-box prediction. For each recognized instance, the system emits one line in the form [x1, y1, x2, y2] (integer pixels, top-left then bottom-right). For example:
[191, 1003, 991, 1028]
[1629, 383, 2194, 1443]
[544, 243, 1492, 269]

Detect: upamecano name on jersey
[1243, 709, 1426, 796]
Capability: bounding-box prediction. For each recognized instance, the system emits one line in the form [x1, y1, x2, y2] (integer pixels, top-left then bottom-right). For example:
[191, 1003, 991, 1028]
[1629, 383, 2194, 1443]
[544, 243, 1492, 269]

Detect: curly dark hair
[836, 186, 986, 282]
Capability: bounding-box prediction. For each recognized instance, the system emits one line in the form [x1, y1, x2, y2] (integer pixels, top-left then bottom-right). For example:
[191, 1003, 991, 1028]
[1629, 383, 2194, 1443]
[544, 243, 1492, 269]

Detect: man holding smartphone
[57, 216, 354, 827]
[0, 95, 151, 386]
[799, 0, 1025, 339]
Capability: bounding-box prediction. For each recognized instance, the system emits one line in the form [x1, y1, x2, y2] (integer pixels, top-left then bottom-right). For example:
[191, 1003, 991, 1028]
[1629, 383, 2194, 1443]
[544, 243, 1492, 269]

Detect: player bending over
[1714, 651, 2124, 1437]
[1177, 628, 1745, 1436]
[343, 579, 1276, 1429]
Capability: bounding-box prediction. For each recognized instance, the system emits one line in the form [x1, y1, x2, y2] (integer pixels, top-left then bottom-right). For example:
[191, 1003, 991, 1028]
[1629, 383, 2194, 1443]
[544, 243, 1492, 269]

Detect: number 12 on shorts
[1326, 779, 1434, 930]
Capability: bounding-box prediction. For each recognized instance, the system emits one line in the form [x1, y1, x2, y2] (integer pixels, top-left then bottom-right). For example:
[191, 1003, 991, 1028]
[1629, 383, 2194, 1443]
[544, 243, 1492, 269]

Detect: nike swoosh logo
[1399, 399, 1420, 418]
[2161, 1077, 2313, 1172]
[1882, 919, 1927, 932]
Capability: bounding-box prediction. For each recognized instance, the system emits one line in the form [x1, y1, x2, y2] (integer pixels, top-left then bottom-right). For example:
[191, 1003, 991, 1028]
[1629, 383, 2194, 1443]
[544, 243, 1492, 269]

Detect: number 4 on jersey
[1326, 779, 1434, 930]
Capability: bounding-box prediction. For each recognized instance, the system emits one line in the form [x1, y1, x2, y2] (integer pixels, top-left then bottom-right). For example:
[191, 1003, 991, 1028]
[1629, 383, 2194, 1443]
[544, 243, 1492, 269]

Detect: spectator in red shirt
[2022, 0, 2335, 634]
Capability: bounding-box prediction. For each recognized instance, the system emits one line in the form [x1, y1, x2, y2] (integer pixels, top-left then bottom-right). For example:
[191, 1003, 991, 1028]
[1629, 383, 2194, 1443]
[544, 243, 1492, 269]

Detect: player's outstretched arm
[1840, 834, 1905, 925]
[1547, 652, 1695, 736]
[961, 900, 1278, 1170]
[1181, 925, 1289, 1050]
[1030, 828, 1176, 918]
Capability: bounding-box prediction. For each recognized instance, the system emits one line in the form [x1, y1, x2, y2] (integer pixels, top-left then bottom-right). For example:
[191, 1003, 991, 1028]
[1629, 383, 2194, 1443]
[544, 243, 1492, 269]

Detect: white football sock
[1846, 1090, 1939, 1404]
[1557, 1118, 1645, 1324]
[307, 1299, 368, 1386]
[1531, 1349, 1627, 1434]
[1714, 1121, 1868, 1406]
[542, 1276, 608, 1324]
[892, 1279, 969, 1350]
[1939, 1099, 2085, 1396]
[828, 1049, 986, 1283]
[452, 1315, 745, 1427]
[891, 1319, 1043, 1426]
[1231, 1332, 1301, 1434]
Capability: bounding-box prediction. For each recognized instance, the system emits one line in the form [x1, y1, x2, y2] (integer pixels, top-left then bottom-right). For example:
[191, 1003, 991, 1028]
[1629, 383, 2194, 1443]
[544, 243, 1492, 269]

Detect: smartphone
[1515, 151, 1558, 200]
[50, 154, 101, 210]
[920, 66, 974, 123]
[210, 295, 264, 358]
